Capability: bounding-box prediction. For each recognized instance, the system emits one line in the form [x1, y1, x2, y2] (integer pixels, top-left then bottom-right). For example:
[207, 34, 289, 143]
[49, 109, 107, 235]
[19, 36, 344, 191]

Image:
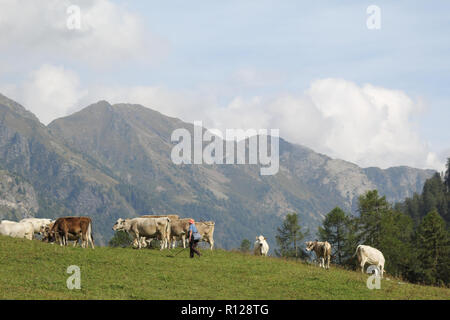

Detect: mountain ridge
[0, 94, 436, 248]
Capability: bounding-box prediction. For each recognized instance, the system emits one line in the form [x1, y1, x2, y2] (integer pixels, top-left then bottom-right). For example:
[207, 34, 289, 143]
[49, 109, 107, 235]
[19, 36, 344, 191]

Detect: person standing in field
[188, 219, 201, 258]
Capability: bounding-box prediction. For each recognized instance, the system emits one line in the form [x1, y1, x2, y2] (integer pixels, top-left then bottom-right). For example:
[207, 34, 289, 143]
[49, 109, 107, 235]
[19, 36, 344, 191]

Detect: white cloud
[1, 64, 86, 125]
[0, 0, 168, 66]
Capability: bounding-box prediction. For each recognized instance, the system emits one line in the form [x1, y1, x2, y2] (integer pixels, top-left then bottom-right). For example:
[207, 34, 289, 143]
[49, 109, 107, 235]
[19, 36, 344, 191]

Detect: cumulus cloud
[202, 79, 443, 170]
[1, 65, 86, 125]
[0, 0, 168, 66]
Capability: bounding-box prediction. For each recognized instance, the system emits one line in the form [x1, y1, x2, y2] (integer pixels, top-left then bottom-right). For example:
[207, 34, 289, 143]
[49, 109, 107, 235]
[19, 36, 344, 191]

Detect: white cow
[254, 235, 269, 256]
[0, 220, 17, 224]
[169, 218, 191, 249]
[354, 245, 385, 278]
[20, 218, 54, 235]
[196, 221, 215, 250]
[112, 217, 171, 250]
[0, 221, 34, 240]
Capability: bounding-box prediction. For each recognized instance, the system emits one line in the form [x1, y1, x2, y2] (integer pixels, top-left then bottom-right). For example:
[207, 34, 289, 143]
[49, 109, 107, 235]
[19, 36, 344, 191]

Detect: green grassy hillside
[0, 236, 448, 300]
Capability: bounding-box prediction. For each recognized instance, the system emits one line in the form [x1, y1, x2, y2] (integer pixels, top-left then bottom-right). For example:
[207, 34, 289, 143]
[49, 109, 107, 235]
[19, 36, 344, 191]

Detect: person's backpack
[193, 231, 202, 241]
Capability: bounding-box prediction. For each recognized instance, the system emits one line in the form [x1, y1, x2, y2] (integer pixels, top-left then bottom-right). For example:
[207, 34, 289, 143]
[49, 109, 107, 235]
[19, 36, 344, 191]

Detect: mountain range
[0, 93, 435, 248]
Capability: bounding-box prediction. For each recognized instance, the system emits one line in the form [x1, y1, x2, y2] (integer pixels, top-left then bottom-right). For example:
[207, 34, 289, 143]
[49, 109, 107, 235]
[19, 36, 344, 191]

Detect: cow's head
[256, 235, 266, 245]
[305, 241, 316, 252]
[112, 218, 128, 231]
[42, 223, 55, 243]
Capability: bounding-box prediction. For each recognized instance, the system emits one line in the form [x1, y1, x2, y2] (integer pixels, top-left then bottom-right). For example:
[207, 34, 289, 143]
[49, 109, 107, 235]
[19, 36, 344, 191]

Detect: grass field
[0, 236, 448, 300]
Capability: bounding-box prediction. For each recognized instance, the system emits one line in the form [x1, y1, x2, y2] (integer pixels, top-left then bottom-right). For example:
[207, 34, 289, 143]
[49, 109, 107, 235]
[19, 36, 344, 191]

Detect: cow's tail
[165, 218, 171, 249]
[352, 245, 361, 258]
[88, 220, 95, 249]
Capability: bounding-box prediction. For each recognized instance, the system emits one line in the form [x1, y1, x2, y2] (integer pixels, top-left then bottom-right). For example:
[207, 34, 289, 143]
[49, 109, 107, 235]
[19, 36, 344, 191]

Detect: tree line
[267, 158, 450, 287]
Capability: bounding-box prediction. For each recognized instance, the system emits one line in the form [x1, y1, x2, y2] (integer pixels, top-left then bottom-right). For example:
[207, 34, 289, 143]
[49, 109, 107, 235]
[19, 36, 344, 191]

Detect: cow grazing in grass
[305, 240, 332, 269]
[0, 221, 34, 240]
[254, 235, 269, 256]
[50, 217, 95, 249]
[112, 217, 171, 250]
[354, 245, 385, 278]
[42, 222, 81, 247]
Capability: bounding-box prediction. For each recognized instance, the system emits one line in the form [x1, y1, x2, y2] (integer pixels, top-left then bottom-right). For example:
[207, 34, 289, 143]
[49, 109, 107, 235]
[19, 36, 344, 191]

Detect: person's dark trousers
[189, 239, 201, 258]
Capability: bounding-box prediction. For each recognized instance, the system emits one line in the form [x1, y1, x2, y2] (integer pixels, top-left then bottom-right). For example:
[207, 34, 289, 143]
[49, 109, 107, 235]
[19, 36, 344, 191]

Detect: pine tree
[240, 239, 251, 253]
[415, 210, 450, 286]
[379, 209, 414, 277]
[356, 190, 389, 248]
[356, 190, 416, 277]
[109, 230, 133, 248]
[318, 207, 352, 265]
[275, 213, 306, 259]
[445, 158, 450, 192]
[398, 172, 449, 227]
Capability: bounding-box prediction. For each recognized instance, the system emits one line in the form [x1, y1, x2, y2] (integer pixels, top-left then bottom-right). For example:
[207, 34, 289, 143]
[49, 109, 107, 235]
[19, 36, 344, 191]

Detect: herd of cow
[112, 215, 215, 250]
[0, 215, 386, 277]
[0, 214, 215, 251]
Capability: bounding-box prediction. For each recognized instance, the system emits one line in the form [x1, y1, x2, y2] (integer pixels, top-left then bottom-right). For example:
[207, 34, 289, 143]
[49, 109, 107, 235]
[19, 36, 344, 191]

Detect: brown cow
[51, 217, 95, 249]
[305, 240, 331, 269]
[42, 222, 80, 247]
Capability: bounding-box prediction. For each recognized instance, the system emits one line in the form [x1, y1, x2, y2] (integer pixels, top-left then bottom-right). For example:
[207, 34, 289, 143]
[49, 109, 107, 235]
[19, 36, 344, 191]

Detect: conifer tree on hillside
[109, 230, 133, 248]
[356, 190, 389, 248]
[415, 210, 450, 286]
[398, 172, 449, 227]
[356, 190, 415, 276]
[318, 207, 354, 265]
[275, 213, 307, 259]
[240, 239, 251, 253]
[378, 209, 414, 277]
[445, 158, 450, 192]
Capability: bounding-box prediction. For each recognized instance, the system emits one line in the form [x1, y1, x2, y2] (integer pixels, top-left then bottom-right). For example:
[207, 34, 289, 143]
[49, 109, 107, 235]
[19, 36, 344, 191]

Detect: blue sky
[0, 0, 448, 170]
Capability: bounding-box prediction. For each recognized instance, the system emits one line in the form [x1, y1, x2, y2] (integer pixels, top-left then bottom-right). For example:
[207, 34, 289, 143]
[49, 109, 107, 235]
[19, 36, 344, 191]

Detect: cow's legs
[182, 235, 186, 248]
[164, 235, 169, 250]
[80, 232, 86, 248]
[63, 232, 68, 246]
[160, 234, 167, 250]
[171, 237, 177, 249]
[360, 258, 367, 273]
[89, 234, 95, 249]
[209, 238, 214, 251]
[57, 233, 62, 246]
[136, 232, 141, 249]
